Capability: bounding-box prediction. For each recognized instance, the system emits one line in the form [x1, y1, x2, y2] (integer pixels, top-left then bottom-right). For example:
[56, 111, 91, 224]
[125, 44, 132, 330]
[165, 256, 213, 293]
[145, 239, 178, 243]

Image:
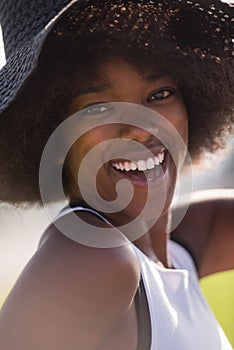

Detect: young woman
[0, 1, 233, 349]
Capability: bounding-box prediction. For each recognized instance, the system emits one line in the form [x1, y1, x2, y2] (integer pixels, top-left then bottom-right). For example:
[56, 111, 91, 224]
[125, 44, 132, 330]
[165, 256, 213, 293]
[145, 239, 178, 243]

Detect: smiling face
[65, 57, 188, 224]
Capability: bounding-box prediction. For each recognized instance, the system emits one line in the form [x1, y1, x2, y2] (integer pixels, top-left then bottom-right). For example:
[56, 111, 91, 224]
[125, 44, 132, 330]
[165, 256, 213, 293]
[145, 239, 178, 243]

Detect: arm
[171, 195, 234, 278]
[0, 212, 140, 350]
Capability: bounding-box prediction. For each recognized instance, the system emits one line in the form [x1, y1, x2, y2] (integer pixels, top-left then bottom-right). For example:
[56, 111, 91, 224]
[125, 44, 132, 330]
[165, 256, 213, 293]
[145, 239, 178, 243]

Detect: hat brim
[0, 0, 79, 114]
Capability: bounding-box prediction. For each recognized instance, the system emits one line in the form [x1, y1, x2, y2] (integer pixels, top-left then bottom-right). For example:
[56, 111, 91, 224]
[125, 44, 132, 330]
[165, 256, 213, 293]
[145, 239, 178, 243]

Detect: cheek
[65, 135, 91, 186]
[159, 116, 188, 147]
[67, 127, 112, 176]
[179, 113, 188, 145]
[166, 103, 188, 145]
[68, 129, 102, 163]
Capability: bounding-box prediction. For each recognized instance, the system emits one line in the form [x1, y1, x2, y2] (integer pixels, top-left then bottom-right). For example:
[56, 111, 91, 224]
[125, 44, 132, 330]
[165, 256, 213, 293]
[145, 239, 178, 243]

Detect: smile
[112, 150, 165, 172]
[109, 148, 175, 188]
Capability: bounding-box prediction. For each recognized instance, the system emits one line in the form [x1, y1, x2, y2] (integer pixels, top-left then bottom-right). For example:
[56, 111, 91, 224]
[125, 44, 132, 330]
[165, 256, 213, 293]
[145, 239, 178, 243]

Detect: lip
[111, 146, 166, 164]
[103, 137, 166, 162]
[109, 150, 174, 189]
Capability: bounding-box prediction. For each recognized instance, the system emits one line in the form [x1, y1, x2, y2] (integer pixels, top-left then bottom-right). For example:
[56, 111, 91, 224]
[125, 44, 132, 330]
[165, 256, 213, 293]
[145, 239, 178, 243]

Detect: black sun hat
[0, 0, 233, 115]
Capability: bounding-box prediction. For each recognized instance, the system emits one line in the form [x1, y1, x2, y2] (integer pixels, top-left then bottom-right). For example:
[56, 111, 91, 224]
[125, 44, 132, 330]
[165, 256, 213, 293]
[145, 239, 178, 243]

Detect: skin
[171, 196, 234, 278]
[0, 57, 233, 350]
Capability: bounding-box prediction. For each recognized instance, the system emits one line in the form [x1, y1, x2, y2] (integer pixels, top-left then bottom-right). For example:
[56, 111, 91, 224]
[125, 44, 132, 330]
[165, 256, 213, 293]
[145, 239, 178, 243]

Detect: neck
[133, 212, 172, 268]
[68, 198, 172, 267]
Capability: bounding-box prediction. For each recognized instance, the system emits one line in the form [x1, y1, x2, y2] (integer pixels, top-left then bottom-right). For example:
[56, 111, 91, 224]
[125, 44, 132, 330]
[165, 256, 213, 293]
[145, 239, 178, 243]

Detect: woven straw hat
[0, 0, 233, 115]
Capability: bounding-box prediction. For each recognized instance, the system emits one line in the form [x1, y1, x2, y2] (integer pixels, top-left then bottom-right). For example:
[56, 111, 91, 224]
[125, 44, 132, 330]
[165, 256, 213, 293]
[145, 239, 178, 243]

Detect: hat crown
[0, 0, 70, 58]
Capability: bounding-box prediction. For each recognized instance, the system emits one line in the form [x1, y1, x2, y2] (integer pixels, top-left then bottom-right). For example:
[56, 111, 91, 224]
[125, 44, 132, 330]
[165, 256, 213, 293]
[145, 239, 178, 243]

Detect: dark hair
[0, 7, 233, 205]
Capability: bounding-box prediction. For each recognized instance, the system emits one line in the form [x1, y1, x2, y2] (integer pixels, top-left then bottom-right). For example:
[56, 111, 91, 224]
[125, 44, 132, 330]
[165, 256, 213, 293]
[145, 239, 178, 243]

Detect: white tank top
[53, 206, 233, 350]
[134, 242, 232, 349]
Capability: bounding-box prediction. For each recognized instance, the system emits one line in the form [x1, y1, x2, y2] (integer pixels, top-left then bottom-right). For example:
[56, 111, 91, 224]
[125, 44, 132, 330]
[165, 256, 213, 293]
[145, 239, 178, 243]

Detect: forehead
[71, 56, 171, 96]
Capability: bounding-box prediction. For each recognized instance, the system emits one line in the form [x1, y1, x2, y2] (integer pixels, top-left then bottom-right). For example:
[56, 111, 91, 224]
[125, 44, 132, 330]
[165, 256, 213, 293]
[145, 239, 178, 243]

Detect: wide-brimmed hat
[0, 0, 233, 115]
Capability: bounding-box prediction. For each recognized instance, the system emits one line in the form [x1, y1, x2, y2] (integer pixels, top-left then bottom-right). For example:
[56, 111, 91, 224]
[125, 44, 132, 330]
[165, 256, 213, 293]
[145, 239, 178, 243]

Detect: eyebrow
[143, 73, 169, 83]
[75, 73, 169, 96]
[75, 81, 114, 96]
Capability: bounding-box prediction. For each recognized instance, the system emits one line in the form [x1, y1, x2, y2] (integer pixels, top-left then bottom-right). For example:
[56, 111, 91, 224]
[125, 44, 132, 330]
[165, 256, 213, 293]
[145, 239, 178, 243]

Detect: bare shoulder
[171, 190, 234, 277]
[0, 210, 140, 350]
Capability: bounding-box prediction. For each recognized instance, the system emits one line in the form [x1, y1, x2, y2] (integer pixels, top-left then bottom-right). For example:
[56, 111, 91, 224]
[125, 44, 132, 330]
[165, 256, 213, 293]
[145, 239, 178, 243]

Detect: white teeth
[158, 152, 164, 163]
[137, 160, 147, 171]
[112, 151, 165, 172]
[154, 156, 160, 166]
[124, 162, 131, 172]
[119, 162, 124, 171]
[130, 163, 138, 171]
[147, 158, 155, 170]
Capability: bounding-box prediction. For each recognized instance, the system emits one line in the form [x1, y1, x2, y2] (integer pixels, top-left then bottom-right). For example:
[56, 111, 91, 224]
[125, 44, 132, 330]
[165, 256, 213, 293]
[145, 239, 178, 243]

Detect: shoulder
[0, 210, 140, 349]
[40, 210, 141, 287]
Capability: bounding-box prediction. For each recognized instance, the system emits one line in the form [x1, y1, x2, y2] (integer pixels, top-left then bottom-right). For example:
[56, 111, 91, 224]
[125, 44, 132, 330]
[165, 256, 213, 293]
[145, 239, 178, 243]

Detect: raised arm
[171, 195, 234, 278]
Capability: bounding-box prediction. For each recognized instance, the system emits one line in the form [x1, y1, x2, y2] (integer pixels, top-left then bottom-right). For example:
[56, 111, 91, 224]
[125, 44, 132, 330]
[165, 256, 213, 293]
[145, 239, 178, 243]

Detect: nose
[120, 124, 155, 144]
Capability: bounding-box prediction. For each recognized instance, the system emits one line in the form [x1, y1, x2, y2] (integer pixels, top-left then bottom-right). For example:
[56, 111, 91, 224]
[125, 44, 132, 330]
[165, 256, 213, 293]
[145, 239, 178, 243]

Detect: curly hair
[0, 8, 233, 205]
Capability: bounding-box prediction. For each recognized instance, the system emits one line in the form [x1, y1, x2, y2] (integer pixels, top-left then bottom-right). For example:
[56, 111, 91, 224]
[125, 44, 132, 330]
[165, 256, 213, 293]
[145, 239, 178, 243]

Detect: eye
[147, 88, 175, 102]
[81, 103, 113, 117]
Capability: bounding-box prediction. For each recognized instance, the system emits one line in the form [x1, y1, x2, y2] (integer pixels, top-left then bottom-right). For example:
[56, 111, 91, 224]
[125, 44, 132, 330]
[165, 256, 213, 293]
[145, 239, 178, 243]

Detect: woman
[0, 0, 233, 349]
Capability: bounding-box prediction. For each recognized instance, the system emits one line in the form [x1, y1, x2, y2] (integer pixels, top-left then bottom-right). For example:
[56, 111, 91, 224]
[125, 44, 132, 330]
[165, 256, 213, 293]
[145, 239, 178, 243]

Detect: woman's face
[65, 57, 188, 224]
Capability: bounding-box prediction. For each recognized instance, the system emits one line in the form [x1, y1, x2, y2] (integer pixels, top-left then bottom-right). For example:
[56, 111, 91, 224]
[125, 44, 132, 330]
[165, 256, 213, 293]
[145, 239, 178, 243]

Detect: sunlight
[0, 26, 6, 68]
